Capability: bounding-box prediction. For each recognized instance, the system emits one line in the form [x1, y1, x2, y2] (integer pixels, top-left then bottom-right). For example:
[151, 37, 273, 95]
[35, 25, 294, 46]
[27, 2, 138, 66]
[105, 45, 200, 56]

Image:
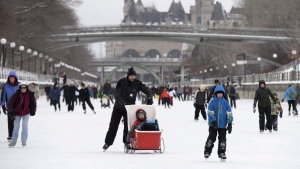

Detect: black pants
[230, 96, 236, 108]
[162, 98, 170, 107]
[258, 106, 272, 130]
[184, 94, 187, 101]
[82, 98, 94, 111]
[288, 100, 297, 113]
[266, 115, 278, 130]
[7, 115, 14, 138]
[204, 127, 227, 155]
[105, 107, 128, 145]
[68, 99, 75, 111]
[195, 105, 207, 120]
[53, 100, 61, 111]
[177, 94, 183, 101]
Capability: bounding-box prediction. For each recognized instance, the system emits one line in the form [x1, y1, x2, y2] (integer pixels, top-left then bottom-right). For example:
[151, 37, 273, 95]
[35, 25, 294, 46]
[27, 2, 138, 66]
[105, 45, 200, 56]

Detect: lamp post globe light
[19, 46, 25, 70]
[257, 57, 261, 74]
[33, 51, 38, 72]
[1, 38, 7, 67]
[39, 53, 43, 73]
[27, 48, 32, 71]
[10, 42, 16, 68]
[232, 63, 236, 76]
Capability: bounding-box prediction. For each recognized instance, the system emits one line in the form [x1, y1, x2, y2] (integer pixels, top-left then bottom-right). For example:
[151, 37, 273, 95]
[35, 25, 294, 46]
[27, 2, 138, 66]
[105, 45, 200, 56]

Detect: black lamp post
[232, 63, 236, 76]
[39, 53, 43, 73]
[27, 49, 32, 71]
[44, 55, 48, 74]
[1, 38, 7, 67]
[10, 42, 15, 68]
[19, 46, 25, 70]
[257, 57, 261, 74]
[33, 51, 38, 73]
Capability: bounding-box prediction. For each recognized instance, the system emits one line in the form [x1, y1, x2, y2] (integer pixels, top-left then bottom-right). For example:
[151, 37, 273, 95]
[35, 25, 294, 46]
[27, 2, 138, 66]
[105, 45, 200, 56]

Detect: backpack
[142, 120, 160, 131]
[290, 91, 296, 99]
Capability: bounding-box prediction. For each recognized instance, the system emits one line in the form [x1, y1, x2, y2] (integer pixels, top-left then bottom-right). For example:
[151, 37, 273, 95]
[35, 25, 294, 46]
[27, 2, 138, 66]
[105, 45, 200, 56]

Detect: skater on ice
[204, 85, 233, 161]
[269, 92, 283, 131]
[7, 81, 36, 147]
[253, 80, 276, 133]
[193, 84, 207, 121]
[103, 67, 153, 151]
[281, 85, 298, 116]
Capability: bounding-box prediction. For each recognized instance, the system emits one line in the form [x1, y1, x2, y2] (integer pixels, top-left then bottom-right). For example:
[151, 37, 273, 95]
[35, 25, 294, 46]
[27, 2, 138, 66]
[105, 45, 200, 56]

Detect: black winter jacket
[79, 88, 90, 100]
[114, 77, 152, 111]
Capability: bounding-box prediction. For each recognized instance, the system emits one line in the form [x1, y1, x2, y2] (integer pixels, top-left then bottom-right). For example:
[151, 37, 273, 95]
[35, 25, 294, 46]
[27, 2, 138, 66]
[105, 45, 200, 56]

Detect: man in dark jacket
[79, 83, 96, 114]
[0, 71, 19, 141]
[68, 82, 79, 112]
[44, 84, 51, 102]
[103, 67, 153, 151]
[229, 84, 237, 108]
[102, 80, 112, 106]
[193, 84, 207, 121]
[253, 80, 276, 133]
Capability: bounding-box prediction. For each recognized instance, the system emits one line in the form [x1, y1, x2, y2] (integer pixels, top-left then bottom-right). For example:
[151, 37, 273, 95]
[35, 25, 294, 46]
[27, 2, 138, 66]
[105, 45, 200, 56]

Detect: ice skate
[204, 152, 210, 159]
[269, 130, 272, 133]
[194, 118, 199, 122]
[260, 130, 264, 133]
[7, 137, 11, 142]
[289, 111, 291, 116]
[84, 110, 86, 114]
[93, 110, 96, 114]
[8, 142, 16, 148]
[218, 153, 226, 162]
[103, 143, 110, 152]
[22, 141, 26, 147]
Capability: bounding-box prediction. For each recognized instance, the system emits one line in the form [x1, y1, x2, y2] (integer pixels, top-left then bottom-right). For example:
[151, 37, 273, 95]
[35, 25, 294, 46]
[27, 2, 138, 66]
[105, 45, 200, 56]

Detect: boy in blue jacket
[204, 85, 233, 160]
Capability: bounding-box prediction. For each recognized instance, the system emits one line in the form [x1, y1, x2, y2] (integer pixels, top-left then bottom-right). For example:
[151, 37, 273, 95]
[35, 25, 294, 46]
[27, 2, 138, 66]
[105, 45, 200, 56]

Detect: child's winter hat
[199, 84, 205, 91]
[135, 108, 147, 121]
[272, 92, 277, 96]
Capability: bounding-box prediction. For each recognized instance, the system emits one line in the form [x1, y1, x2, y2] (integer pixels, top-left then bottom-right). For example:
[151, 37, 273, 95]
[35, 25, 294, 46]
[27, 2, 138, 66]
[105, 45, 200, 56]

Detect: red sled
[125, 105, 165, 154]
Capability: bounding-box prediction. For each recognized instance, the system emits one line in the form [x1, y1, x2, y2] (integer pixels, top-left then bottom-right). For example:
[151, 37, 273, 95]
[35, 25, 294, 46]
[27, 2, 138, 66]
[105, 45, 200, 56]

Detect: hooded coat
[283, 86, 297, 101]
[253, 80, 276, 107]
[1, 71, 19, 107]
[207, 85, 233, 128]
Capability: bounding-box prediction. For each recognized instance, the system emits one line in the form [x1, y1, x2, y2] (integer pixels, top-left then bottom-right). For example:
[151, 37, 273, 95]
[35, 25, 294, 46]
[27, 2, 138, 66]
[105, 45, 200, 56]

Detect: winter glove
[253, 107, 256, 113]
[30, 112, 35, 116]
[204, 103, 208, 109]
[2, 106, 7, 115]
[193, 103, 196, 108]
[281, 99, 284, 102]
[279, 112, 283, 118]
[146, 97, 153, 105]
[212, 121, 218, 131]
[9, 115, 16, 121]
[227, 123, 232, 134]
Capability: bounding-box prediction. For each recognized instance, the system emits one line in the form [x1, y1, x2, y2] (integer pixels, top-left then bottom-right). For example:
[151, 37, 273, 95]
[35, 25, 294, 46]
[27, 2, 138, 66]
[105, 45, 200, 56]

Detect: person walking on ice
[204, 85, 233, 161]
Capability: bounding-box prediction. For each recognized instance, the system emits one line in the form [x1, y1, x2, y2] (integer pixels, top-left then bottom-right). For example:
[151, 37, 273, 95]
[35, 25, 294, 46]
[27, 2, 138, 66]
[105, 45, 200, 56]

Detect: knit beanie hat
[127, 67, 136, 76]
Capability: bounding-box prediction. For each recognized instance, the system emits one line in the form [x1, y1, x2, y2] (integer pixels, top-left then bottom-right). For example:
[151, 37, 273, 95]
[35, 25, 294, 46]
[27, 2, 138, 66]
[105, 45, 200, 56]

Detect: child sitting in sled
[126, 108, 147, 146]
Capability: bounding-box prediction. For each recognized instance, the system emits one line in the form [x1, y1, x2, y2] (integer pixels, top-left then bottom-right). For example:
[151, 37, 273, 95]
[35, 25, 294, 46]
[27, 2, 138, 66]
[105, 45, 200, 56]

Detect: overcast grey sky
[74, 0, 237, 57]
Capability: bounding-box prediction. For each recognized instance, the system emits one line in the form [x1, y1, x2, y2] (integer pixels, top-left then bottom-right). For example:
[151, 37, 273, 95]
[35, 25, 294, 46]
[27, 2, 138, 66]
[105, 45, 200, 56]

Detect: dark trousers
[204, 127, 227, 155]
[288, 100, 297, 113]
[74, 96, 78, 105]
[105, 107, 128, 145]
[7, 115, 14, 138]
[68, 100, 75, 111]
[195, 105, 207, 120]
[162, 98, 170, 107]
[170, 97, 173, 106]
[53, 100, 61, 111]
[230, 96, 236, 108]
[82, 98, 94, 111]
[177, 94, 183, 101]
[184, 93, 187, 101]
[258, 106, 272, 130]
[272, 115, 278, 130]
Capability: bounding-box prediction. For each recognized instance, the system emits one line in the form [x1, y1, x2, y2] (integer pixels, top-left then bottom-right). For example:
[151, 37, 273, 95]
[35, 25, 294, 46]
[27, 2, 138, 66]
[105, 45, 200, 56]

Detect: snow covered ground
[0, 96, 299, 169]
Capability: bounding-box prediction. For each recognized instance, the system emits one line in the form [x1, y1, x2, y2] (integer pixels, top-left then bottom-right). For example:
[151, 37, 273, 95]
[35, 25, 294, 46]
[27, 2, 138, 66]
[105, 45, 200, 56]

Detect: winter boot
[9, 142, 16, 147]
[103, 143, 110, 151]
[22, 141, 26, 147]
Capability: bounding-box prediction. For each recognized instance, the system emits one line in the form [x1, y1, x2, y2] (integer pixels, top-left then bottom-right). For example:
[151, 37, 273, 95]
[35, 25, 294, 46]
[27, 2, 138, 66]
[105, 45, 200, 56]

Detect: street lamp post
[33, 51, 38, 73]
[216, 67, 219, 78]
[273, 53, 277, 81]
[39, 53, 43, 73]
[10, 42, 15, 69]
[19, 46, 25, 70]
[224, 65, 227, 76]
[232, 63, 235, 76]
[44, 55, 49, 74]
[210, 68, 213, 77]
[204, 69, 207, 79]
[199, 70, 203, 79]
[1, 38, 7, 67]
[27, 49, 32, 71]
[292, 50, 297, 71]
[257, 57, 261, 74]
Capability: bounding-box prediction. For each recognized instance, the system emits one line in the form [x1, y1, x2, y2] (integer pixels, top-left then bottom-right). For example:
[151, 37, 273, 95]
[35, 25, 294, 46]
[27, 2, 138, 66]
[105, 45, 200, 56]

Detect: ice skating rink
[0, 96, 299, 169]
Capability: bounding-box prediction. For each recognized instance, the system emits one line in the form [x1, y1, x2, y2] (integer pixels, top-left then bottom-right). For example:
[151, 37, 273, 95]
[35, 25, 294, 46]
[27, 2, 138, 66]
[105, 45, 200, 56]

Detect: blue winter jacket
[207, 85, 233, 128]
[49, 87, 61, 101]
[283, 86, 297, 101]
[1, 71, 19, 106]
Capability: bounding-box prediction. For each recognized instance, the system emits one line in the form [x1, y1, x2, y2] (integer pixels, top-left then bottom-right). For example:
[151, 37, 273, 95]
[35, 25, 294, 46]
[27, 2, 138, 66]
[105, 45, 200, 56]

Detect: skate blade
[221, 159, 226, 162]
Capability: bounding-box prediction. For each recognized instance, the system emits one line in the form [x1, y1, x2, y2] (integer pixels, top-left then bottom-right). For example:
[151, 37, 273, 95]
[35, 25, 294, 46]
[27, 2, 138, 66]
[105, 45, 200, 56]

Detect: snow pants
[258, 106, 272, 130]
[105, 107, 128, 145]
[288, 100, 297, 113]
[204, 127, 227, 155]
[7, 115, 14, 138]
[82, 98, 94, 111]
[194, 105, 207, 120]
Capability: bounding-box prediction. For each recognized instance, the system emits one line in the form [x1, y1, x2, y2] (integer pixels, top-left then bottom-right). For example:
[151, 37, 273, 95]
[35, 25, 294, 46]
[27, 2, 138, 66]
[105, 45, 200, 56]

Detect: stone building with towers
[105, 0, 243, 83]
